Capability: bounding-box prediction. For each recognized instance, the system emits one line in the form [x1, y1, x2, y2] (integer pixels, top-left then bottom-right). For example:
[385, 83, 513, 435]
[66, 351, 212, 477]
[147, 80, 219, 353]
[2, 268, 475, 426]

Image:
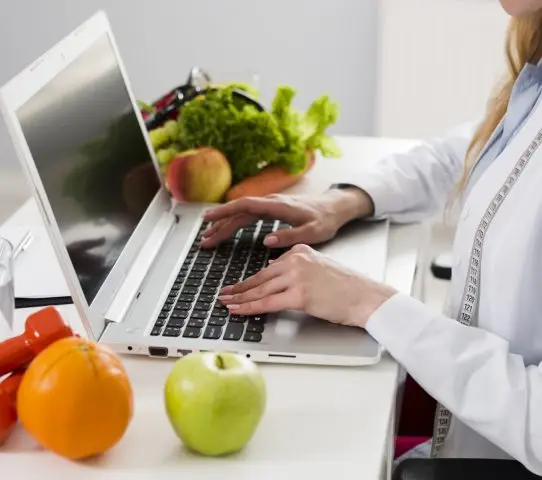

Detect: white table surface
[0, 136, 422, 480]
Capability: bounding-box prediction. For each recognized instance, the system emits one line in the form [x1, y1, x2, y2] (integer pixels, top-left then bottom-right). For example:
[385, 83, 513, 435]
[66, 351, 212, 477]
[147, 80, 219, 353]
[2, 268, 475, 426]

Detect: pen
[13, 231, 33, 261]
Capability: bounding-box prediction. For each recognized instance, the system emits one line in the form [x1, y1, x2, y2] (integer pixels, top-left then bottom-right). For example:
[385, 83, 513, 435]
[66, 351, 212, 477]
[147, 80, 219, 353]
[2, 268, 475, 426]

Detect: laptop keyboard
[150, 220, 288, 342]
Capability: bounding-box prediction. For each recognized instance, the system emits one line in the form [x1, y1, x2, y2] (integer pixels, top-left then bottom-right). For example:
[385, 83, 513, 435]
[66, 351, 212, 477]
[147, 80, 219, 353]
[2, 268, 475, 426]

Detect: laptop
[0, 11, 388, 366]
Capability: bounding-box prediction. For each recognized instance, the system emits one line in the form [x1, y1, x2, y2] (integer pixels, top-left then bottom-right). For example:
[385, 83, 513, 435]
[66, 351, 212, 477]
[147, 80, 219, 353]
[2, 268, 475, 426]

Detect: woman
[203, 0, 542, 474]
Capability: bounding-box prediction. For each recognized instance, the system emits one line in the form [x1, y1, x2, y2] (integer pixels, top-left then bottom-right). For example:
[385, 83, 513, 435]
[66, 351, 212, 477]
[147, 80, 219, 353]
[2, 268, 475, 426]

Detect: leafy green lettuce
[177, 84, 340, 183]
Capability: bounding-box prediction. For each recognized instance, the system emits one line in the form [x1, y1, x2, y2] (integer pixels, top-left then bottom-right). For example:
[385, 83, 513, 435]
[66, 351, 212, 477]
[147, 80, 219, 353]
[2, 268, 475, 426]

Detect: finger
[219, 275, 290, 305]
[201, 214, 255, 248]
[226, 291, 298, 315]
[263, 223, 320, 248]
[203, 219, 227, 237]
[268, 244, 313, 264]
[204, 197, 300, 224]
[221, 262, 286, 294]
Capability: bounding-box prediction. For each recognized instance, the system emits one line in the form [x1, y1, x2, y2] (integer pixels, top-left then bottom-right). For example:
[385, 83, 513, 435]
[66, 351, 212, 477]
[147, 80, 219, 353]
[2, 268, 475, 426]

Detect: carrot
[225, 151, 316, 201]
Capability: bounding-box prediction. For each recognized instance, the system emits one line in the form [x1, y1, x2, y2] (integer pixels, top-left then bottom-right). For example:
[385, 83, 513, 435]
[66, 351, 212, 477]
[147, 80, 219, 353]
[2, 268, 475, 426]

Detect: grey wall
[0, 0, 378, 220]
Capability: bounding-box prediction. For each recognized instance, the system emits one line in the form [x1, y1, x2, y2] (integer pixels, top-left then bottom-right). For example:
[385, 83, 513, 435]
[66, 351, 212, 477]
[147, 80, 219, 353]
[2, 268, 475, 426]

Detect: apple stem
[215, 354, 225, 369]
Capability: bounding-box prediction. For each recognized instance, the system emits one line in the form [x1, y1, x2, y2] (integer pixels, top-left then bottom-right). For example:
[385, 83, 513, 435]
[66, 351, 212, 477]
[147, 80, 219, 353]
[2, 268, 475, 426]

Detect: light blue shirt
[466, 61, 542, 196]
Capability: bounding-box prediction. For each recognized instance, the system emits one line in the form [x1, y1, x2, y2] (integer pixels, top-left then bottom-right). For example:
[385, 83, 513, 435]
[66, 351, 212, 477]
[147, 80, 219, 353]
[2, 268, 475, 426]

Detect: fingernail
[227, 304, 240, 310]
[268, 259, 275, 264]
[219, 295, 234, 303]
[264, 235, 278, 246]
[221, 285, 233, 294]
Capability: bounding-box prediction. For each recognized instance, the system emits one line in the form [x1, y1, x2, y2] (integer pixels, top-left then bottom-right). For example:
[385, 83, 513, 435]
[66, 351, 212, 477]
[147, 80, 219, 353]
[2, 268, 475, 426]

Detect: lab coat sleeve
[353, 121, 478, 223]
[365, 293, 542, 474]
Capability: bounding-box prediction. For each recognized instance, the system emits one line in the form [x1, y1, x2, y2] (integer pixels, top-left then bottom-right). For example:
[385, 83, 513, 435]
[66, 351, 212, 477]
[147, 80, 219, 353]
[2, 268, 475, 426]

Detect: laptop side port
[148, 346, 168, 357]
[177, 349, 192, 356]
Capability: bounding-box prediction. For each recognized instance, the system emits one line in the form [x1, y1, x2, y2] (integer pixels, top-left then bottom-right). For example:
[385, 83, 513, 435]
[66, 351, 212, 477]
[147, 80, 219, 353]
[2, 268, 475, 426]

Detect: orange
[17, 337, 133, 460]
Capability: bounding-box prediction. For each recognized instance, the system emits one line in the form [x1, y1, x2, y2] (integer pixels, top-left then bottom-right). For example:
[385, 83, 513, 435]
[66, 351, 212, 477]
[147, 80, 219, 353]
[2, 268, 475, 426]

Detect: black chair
[393, 459, 542, 479]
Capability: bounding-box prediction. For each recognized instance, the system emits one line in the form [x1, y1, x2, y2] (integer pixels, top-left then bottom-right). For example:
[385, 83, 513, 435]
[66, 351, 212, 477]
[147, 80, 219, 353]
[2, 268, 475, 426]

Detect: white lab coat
[354, 101, 542, 474]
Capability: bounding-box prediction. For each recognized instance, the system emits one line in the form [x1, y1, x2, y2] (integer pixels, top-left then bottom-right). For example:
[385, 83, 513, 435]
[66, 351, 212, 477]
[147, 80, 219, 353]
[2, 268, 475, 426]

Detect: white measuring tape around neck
[430, 128, 542, 457]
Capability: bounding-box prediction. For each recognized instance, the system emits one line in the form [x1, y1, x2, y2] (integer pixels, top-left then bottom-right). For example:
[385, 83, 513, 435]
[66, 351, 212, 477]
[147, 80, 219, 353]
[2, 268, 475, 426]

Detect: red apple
[167, 148, 232, 203]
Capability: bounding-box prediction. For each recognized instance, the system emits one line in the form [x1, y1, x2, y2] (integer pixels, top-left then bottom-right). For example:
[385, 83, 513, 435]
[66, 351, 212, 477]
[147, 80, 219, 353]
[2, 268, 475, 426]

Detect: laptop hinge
[105, 211, 176, 323]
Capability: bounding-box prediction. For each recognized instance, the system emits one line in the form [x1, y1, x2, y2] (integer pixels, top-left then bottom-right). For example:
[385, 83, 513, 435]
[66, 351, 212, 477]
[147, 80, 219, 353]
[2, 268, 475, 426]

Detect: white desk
[0, 136, 422, 480]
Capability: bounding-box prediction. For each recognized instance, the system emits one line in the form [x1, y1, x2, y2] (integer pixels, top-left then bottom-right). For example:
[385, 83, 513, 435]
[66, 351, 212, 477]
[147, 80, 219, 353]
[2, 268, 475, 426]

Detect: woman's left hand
[219, 244, 397, 328]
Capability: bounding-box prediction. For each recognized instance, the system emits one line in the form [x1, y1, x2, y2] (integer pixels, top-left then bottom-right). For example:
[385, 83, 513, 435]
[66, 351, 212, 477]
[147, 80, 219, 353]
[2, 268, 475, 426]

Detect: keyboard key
[151, 326, 162, 336]
[210, 264, 227, 273]
[203, 326, 223, 339]
[227, 265, 244, 273]
[206, 271, 224, 280]
[167, 318, 185, 328]
[198, 294, 215, 303]
[194, 301, 213, 311]
[224, 323, 244, 341]
[179, 294, 196, 302]
[249, 315, 267, 325]
[246, 323, 264, 333]
[171, 310, 189, 319]
[230, 315, 248, 323]
[185, 279, 202, 287]
[193, 262, 209, 270]
[211, 306, 229, 317]
[224, 276, 241, 284]
[171, 284, 181, 293]
[163, 327, 181, 337]
[212, 257, 229, 266]
[188, 318, 206, 328]
[183, 327, 202, 338]
[197, 250, 213, 259]
[162, 303, 173, 312]
[209, 316, 227, 326]
[201, 286, 218, 295]
[158, 312, 168, 319]
[203, 278, 221, 287]
[190, 310, 208, 320]
[181, 287, 199, 295]
[188, 271, 205, 280]
[243, 332, 262, 343]
[155, 318, 167, 327]
[175, 301, 193, 311]
[165, 297, 175, 305]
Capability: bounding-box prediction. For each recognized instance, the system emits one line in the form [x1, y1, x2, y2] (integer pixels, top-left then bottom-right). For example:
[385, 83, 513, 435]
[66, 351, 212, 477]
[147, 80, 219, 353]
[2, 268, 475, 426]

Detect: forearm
[349, 121, 476, 223]
[364, 293, 542, 474]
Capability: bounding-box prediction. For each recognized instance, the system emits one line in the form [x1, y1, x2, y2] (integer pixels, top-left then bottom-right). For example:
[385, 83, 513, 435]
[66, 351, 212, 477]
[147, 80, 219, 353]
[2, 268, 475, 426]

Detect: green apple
[164, 352, 266, 456]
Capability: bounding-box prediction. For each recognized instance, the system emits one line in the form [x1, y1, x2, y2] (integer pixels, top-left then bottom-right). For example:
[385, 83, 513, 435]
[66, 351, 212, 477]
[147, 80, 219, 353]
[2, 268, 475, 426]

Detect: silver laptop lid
[0, 12, 173, 339]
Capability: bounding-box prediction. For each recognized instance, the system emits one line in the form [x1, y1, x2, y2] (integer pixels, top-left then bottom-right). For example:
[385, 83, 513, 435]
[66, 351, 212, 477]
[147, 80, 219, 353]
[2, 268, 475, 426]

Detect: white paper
[0, 201, 70, 299]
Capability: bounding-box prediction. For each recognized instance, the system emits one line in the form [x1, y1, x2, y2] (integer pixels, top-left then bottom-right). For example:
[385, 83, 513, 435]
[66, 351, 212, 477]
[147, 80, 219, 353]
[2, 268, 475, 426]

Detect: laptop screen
[16, 34, 160, 303]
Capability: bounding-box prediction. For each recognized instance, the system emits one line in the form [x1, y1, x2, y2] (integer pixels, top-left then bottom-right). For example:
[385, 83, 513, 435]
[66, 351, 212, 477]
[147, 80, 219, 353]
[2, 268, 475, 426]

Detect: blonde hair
[459, 12, 542, 189]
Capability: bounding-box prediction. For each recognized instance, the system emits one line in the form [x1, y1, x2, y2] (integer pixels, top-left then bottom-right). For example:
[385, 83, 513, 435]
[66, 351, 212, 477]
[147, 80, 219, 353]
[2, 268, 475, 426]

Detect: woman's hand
[201, 187, 374, 249]
[219, 244, 397, 328]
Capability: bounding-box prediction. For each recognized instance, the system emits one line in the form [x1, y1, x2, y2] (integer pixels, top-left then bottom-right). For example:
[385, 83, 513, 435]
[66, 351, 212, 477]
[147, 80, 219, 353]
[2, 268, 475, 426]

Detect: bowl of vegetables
[140, 68, 341, 203]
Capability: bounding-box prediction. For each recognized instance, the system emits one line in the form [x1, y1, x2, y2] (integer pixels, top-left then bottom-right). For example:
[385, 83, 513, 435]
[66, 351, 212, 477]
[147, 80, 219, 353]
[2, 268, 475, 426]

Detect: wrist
[326, 187, 375, 226]
[347, 280, 397, 328]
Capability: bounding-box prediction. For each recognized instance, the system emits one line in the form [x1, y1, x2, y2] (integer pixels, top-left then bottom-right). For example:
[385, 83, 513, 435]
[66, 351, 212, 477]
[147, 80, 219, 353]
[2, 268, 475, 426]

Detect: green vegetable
[178, 87, 284, 183]
[176, 84, 340, 183]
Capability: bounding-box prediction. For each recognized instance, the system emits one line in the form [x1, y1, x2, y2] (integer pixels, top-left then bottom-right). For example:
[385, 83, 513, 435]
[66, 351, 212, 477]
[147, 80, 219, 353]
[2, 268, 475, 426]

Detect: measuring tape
[430, 127, 542, 457]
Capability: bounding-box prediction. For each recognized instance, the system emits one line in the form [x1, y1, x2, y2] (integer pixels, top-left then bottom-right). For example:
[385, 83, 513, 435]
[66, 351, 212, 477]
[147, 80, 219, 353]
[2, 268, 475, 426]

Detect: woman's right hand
[201, 187, 375, 249]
